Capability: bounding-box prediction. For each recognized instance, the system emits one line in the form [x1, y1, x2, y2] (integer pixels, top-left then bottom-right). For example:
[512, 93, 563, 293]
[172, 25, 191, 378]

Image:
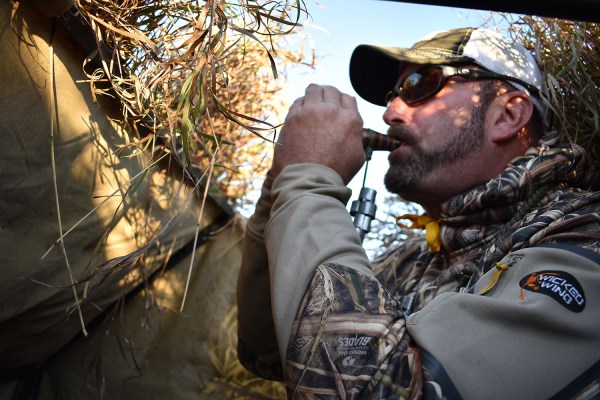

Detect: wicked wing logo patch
[519, 270, 586, 312]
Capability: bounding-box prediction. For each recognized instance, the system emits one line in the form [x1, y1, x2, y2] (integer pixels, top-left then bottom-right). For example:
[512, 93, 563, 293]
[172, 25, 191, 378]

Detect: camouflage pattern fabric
[285, 141, 600, 398]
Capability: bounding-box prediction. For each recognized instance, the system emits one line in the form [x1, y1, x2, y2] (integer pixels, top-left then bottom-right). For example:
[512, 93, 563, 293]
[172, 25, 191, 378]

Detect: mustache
[387, 126, 416, 146]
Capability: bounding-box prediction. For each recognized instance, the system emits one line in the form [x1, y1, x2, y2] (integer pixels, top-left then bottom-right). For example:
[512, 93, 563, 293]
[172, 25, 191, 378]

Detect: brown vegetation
[507, 16, 600, 188]
[74, 0, 314, 205]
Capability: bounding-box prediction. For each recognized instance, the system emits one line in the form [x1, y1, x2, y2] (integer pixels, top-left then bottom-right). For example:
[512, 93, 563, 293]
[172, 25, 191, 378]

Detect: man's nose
[383, 96, 410, 126]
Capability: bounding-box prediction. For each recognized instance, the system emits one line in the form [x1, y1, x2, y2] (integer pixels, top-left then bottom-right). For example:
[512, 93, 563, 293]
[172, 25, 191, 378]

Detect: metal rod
[362, 128, 401, 151]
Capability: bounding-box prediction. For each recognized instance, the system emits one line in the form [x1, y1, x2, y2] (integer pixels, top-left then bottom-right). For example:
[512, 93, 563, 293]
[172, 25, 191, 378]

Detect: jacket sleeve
[236, 173, 284, 380]
[237, 163, 372, 380]
[261, 164, 427, 398]
[265, 164, 373, 364]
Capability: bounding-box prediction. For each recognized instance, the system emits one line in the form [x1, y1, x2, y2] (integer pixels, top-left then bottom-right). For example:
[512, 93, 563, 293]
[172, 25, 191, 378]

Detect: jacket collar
[436, 143, 591, 254]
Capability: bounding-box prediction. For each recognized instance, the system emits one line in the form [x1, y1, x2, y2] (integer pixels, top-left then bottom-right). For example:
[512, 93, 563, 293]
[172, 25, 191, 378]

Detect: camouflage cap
[349, 27, 546, 116]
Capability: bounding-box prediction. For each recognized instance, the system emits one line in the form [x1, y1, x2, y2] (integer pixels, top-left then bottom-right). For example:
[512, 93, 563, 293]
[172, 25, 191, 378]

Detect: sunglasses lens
[402, 67, 444, 104]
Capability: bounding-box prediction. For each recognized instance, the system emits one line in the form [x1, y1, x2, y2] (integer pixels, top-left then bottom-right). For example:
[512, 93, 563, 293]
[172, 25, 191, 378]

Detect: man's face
[382, 64, 491, 208]
[383, 98, 486, 192]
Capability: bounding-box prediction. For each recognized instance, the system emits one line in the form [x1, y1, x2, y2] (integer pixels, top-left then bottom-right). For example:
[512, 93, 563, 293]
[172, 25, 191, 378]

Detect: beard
[384, 103, 486, 195]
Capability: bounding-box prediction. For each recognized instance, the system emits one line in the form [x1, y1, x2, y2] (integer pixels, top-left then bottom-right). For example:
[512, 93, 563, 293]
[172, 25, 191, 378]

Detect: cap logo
[519, 270, 586, 312]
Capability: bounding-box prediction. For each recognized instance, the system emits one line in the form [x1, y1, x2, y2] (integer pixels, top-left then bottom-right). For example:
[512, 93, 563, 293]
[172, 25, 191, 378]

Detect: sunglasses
[385, 65, 540, 106]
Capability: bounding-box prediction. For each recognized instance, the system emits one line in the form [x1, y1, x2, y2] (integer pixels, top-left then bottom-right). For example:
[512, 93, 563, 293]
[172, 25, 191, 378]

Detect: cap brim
[349, 44, 472, 107]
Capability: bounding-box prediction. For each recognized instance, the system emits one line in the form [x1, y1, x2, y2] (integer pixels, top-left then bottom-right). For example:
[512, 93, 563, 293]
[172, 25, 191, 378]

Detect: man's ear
[487, 92, 534, 143]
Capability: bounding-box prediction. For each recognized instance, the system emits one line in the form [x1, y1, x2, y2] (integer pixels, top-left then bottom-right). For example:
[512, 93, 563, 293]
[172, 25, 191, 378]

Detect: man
[237, 27, 600, 399]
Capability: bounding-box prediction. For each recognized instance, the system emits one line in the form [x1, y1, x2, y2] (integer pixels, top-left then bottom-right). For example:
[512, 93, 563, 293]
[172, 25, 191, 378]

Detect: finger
[292, 94, 305, 106]
[289, 96, 304, 109]
[283, 97, 304, 122]
[340, 93, 358, 110]
[321, 85, 342, 104]
[304, 83, 323, 103]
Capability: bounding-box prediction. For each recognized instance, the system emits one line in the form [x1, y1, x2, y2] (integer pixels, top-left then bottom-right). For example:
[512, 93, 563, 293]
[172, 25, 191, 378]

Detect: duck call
[362, 128, 401, 151]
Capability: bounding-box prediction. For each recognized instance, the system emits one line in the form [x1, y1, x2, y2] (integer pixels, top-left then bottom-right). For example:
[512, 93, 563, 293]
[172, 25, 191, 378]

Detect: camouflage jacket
[238, 143, 600, 399]
[372, 143, 600, 316]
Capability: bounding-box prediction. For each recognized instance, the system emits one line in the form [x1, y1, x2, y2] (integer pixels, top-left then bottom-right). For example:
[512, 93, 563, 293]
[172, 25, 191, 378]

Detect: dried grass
[75, 0, 315, 201]
[203, 306, 287, 399]
[68, 2, 311, 391]
[504, 16, 600, 188]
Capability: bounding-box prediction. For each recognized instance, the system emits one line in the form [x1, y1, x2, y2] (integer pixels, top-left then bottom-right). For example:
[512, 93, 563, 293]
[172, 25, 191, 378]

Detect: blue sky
[279, 0, 489, 217]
